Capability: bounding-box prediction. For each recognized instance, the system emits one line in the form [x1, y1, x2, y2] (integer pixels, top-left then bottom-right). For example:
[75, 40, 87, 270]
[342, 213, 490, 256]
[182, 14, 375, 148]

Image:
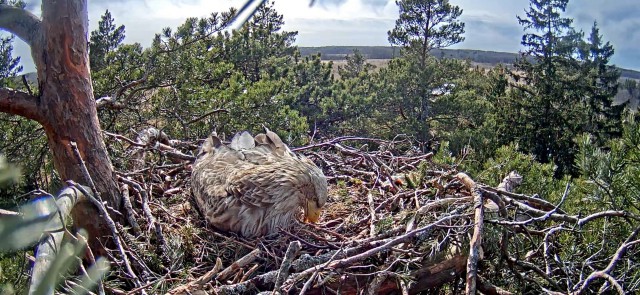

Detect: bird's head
[301, 161, 328, 224]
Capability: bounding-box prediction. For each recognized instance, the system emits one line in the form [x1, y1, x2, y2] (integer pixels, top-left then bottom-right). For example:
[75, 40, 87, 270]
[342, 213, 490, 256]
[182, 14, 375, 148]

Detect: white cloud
[8, 0, 640, 72]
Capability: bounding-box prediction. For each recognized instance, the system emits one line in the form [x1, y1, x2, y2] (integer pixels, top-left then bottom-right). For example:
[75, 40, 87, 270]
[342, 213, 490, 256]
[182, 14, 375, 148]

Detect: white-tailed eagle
[191, 129, 327, 237]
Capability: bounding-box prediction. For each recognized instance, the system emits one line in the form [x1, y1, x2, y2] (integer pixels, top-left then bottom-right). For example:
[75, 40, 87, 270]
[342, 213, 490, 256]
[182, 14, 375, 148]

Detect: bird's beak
[304, 200, 322, 223]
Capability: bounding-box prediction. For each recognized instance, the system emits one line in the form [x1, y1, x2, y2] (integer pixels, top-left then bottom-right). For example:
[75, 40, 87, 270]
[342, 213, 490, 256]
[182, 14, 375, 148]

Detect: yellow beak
[304, 200, 322, 223]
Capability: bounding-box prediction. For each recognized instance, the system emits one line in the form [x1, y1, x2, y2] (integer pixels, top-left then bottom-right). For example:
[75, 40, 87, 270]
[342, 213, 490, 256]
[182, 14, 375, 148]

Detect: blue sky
[11, 0, 640, 72]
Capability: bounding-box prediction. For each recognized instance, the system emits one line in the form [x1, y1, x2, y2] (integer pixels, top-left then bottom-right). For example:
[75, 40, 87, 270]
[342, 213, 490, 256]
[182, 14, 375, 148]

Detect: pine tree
[0, 35, 21, 86]
[225, 0, 297, 82]
[89, 10, 125, 72]
[0, 0, 22, 86]
[388, 0, 464, 66]
[337, 49, 374, 79]
[501, 0, 625, 177]
[385, 0, 465, 145]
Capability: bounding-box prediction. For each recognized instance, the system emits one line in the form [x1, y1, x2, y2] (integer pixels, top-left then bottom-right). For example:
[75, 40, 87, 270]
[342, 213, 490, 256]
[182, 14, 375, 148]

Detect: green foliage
[477, 143, 567, 200]
[90, 10, 126, 72]
[0, 225, 109, 295]
[0, 156, 19, 187]
[574, 115, 640, 212]
[0, 116, 52, 197]
[90, 1, 324, 147]
[223, 0, 298, 83]
[379, 0, 467, 145]
[147, 5, 311, 142]
[428, 66, 507, 165]
[0, 9, 50, 200]
[509, 0, 585, 176]
[321, 63, 376, 135]
[284, 54, 334, 136]
[1, 0, 637, 292]
[0, 37, 21, 87]
[371, 55, 469, 144]
[495, 0, 623, 177]
[337, 49, 375, 79]
[321, 51, 377, 136]
[0, 165, 108, 294]
[576, 22, 623, 145]
[388, 0, 465, 64]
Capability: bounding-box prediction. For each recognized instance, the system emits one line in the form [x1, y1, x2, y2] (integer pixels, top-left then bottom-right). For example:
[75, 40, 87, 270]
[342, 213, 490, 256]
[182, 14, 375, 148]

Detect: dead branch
[273, 241, 302, 293]
[476, 276, 513, 295]
[571, 226, 640, 294]
[217, 248, 262, 282]
[28, 187, 85, 295]
[456, 173, 484, 295]
[96, 71, 149, 110]
[120, 184, 142, 236]
[166, 258, 223, 295]
[117, 176, 168, 255]
[186, 108, 229, 125]
[0, 208, 20, 216]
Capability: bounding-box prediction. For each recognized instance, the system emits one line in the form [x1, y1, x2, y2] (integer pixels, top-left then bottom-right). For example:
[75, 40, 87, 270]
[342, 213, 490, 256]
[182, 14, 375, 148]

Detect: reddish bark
[0, 1, 120, 255]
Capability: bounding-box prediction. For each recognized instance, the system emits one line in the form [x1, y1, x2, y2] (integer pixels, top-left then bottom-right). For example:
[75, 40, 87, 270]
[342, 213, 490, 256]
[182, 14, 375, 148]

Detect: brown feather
[191, 130, 327, 237]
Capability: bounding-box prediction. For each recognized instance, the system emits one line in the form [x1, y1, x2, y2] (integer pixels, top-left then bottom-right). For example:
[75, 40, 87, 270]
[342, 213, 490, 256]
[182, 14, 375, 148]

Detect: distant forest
[300, 46, 640, 80]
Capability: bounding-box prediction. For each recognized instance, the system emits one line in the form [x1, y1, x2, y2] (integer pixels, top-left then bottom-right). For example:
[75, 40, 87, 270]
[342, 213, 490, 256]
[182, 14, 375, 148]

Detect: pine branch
[0, 87, 43, 123]
[0, 4, 41, 47]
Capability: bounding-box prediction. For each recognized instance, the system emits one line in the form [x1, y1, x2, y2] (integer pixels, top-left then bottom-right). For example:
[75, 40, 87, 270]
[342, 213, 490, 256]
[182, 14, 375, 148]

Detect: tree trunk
[0, 1, 120, 255]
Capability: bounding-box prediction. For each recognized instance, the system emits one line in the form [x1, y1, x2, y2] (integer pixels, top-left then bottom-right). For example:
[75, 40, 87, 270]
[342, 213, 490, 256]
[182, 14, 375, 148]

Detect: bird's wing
[225, 168, 284, 207]
[197, 134, 226, 158]
[255, 127, 293, 157]
[193, 130, 301, 212]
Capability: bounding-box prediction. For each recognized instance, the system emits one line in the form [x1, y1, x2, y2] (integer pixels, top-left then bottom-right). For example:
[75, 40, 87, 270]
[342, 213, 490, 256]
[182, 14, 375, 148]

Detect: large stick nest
[94, 128, 639, 295]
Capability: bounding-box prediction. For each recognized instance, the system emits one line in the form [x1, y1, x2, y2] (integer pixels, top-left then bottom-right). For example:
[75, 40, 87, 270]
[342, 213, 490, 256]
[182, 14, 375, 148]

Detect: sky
[10, 0, 640, 72]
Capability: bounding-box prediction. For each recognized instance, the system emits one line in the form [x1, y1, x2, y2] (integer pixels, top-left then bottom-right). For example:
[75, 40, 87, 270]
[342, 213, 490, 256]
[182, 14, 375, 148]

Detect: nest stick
[217, 248, 262, 282]
[456, 173, 484, 295]
[117, 176, 168, 254]
[273, 241, 301, 294]
[68, 142, 144, 291]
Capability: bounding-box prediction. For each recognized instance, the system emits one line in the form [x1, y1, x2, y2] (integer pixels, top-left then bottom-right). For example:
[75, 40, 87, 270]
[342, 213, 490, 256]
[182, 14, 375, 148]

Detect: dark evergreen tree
[500, 0, 589, 176]
[223, 0, 297, 82]
[385, 0, 466, 145]
[388, 0, 464, 66]
[0, 35, 21, 86]
[578, 22, 623, 145]
[285, 54, 334, 133]
[89, 10, 125, 72]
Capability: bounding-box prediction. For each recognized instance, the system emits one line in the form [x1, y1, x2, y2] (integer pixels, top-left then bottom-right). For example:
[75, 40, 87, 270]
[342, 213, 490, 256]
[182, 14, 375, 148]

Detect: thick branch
[466, 183, 484, 294]
[0, 4, 41, 47]
[0, 87, 43, 122]
[29, 186, 86, 295]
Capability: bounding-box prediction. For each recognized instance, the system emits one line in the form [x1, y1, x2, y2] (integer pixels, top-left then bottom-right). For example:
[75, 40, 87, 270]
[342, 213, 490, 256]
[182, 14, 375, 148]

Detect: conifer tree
[89, 10, 125, 72]
[388, 0, 464, 66]
[338, 49, 373, 79]
[0, 35, 21, 86]
[578, 22, 623, 145]
[499, 0, 620, 176]
[385, 0, 466, 145]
